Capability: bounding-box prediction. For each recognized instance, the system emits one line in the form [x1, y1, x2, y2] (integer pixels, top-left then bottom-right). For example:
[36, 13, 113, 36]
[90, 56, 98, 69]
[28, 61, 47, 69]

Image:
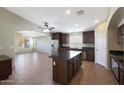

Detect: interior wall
[69, 32, 94, 49]
[95, 7, 119, 69]
[108, 28, 123, 51]
[0, 8, 42, 58]
[35, 36, 51, 54]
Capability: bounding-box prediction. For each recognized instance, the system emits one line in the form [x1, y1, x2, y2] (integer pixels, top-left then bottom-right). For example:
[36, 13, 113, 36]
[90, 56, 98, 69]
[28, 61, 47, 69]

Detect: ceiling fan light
[43, 29, 50, 32]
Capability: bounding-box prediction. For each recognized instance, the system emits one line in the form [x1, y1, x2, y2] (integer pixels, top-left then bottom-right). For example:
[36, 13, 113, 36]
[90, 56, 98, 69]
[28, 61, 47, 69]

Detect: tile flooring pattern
[0, 52, 116, 85]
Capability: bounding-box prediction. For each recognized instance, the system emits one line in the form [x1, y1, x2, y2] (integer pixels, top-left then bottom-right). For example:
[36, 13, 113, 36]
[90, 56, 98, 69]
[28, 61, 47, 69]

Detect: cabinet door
[0, 60, 12, 80]
[83, 32, 88, 43]
[118, 28, 124, 44]
[52, 33, 61, 39]
[120, 72, 124, 85]
[83, 31, 94, 43]
[89, 31, 94, 43]
[61, 34, 69, 44]
[74, 59, 78, 75]
[68, 62, 74, 82]
[53, 59, 67, 84]
[118, 24, 124, 44]
[86, 49, 95, 61]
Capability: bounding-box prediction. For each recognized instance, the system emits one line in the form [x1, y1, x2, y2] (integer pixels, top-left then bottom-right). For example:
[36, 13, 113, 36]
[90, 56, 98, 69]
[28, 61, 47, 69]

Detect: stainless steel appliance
[51, 40, 59, 52]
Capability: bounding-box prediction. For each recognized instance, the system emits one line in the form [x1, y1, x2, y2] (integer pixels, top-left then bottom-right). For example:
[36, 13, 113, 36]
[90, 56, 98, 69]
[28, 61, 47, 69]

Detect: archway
[107, 7, 124, 68]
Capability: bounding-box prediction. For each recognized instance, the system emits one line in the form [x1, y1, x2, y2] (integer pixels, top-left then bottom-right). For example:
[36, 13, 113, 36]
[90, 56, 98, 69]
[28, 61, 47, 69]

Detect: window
[17, 38, 33, 48]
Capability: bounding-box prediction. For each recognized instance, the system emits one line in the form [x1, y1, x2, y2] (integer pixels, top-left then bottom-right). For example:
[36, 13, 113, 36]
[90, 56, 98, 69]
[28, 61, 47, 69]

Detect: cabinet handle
[53, 61, 56, 66]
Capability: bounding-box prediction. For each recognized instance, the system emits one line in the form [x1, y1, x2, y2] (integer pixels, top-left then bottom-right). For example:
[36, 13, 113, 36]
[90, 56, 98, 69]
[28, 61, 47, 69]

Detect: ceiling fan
[39, 21, 55, 32]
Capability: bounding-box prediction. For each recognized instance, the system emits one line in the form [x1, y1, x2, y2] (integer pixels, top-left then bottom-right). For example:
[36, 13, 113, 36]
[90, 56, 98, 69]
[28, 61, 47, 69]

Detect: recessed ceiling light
[94, 19, 99, 24]
[75, 24, 79, 27]
[66, 10, 71, 15]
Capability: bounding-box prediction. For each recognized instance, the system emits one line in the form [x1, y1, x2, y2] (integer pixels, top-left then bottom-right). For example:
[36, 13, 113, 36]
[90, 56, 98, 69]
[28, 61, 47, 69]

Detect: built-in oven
[111, 56, 120, 83]
[111, 55, 124, 84]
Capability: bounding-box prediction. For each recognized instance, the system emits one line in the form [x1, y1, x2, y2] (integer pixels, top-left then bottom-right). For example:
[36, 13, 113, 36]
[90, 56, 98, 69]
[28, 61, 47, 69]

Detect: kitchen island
[0, 55, 12, 80]
[50, 50, 82, 84]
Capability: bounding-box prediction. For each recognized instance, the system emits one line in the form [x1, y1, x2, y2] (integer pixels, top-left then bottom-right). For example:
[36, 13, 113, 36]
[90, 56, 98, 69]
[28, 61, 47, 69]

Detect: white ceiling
[5, 7, 109, 33]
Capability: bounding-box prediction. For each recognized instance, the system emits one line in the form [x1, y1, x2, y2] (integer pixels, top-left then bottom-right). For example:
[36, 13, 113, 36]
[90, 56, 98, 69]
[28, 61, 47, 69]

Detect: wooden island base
[51, 50, 82, 84]
[0, 55, 12, 80]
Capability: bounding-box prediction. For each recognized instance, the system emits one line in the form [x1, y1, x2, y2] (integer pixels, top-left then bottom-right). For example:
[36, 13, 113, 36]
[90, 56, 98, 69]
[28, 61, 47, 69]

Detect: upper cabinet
[118, 24, 124, 45]
[83, 31, 94, 43]
[61, 34, 69, 44]
[52, 33, 62, 40]
[52, 33, 69, 44]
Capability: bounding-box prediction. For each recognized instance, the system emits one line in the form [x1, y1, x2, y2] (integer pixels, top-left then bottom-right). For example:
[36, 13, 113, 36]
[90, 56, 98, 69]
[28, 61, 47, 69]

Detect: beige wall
[95, 21, 107, 32]
[108, 28, 123, 51]
[0, 8, 42, 58]
[35, 36, 51, 54]
[95, 7, 120, 69]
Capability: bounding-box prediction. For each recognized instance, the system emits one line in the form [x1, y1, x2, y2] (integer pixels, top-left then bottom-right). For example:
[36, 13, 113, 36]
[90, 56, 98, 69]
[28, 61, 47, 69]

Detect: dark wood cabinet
[67, 61, 73, 82]
[86, 49, 95, 61]
[82, 48, 95, 61]
[120, 71, 124, 84]
[52, 51, 82, 84]
[52, 33, 69, 45]
[118, 24, 124, 45]
[73, 59, 77, 75]
[52, 33, 62, 40]
[83, 31, 94, 43]
[0, 55, 12, 80]
[53, 59, 67, 84]
[61, 34, 69, 44]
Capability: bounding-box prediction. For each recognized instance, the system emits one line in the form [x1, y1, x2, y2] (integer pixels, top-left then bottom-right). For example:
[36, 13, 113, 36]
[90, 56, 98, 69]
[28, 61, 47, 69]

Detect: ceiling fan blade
[49, 27, 55, 30]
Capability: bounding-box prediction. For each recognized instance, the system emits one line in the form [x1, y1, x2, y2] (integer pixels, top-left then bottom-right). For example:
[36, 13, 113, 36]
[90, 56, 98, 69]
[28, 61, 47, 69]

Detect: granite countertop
[60, 45, 94, 51]
[110, 50, 124, 63]
[50, 50, 82, 61]
[0, 55, 12, 61]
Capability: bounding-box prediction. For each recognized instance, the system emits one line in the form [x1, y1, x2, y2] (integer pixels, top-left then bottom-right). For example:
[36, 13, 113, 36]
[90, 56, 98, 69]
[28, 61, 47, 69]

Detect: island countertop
[50, 50, 82, 61]
[0, 55, 12, 61]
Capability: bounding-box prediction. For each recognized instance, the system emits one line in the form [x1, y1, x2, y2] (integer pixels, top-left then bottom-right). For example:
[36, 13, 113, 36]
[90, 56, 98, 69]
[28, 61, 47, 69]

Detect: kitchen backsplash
[83, 43, 94, 47]
[62, 43, 94, 49]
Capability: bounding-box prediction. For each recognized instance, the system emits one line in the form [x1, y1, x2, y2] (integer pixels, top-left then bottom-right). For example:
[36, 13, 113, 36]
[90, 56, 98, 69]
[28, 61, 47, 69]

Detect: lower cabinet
[53, 53, 82, 84]
[53, 58, 68, 84]
[67, 62, 73, 82]
[86, 49, 95, 61]
[120, 71, 124, 85]
[0, 55, 12, 80]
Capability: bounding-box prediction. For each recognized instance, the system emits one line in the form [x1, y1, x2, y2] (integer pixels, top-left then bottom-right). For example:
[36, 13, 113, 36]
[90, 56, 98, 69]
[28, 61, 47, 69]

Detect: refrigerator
[51, 40, 59, 52]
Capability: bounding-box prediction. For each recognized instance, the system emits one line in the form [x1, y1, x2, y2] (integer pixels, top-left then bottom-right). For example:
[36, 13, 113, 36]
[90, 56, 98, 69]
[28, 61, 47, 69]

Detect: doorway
[95, 31, 106, 68]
